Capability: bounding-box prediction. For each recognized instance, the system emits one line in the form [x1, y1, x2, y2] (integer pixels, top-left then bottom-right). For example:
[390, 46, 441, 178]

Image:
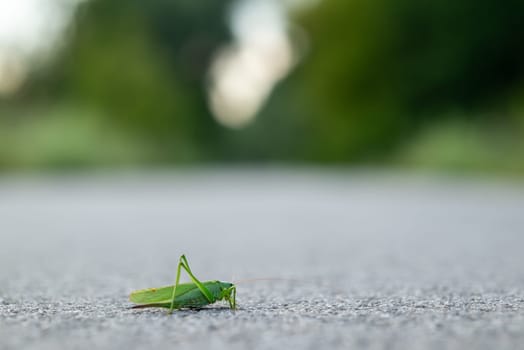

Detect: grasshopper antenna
[233, 277, 305, 285]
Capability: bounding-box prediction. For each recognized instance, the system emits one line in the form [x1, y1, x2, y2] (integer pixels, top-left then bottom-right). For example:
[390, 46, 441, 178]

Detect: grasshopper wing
[129, 283, 197, 305]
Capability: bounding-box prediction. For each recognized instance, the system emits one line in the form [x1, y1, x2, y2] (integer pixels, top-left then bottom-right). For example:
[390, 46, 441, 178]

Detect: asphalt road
[0, 170, 523, 350]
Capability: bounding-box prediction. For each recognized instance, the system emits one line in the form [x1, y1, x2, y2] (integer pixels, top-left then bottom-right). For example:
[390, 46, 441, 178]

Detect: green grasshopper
[129, 255, 237, 312]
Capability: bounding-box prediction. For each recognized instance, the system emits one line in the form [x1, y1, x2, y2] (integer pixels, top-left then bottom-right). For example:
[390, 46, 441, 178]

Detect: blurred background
[1, 3, 524, 348]
[0, 0, 524, 173]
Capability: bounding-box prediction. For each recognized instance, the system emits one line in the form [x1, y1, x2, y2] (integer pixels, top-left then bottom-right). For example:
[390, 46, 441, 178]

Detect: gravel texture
[0, 170, 523, 350]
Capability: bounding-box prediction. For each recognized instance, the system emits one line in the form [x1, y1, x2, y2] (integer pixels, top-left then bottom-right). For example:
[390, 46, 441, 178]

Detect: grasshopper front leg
[169, 255, 216, 313]
[227, 286, 236, 310]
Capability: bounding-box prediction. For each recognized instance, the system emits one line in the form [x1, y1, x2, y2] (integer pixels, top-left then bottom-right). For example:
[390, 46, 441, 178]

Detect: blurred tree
[293, 0, 524, 161]
[37, 0, 234, 161]
[3, 0, 524, 169]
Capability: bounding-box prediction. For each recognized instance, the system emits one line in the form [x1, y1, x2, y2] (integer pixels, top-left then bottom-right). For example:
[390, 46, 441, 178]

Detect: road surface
[0, 170, 523, 349]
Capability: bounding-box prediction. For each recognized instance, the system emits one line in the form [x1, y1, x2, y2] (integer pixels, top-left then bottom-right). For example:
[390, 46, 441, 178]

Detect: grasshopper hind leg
[168, 254, 216, 314]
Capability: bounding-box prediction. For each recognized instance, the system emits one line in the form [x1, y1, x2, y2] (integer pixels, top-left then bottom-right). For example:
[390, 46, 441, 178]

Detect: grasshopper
[129, 255, 236, 312]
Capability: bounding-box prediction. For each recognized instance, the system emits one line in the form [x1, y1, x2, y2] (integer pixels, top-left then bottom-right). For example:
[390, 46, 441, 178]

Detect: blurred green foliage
[0, 105, 155, 169]
[294, 0, 524, 161]
[28, 0, 234, 163]
[1, 0, 524, 172]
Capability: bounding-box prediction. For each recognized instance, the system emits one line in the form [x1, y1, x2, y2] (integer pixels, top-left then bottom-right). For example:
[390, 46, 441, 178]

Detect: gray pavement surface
[0, 169, 523, 350]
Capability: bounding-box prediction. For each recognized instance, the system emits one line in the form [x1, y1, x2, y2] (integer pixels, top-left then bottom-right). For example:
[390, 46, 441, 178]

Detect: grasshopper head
[218, 282, 236, 310]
